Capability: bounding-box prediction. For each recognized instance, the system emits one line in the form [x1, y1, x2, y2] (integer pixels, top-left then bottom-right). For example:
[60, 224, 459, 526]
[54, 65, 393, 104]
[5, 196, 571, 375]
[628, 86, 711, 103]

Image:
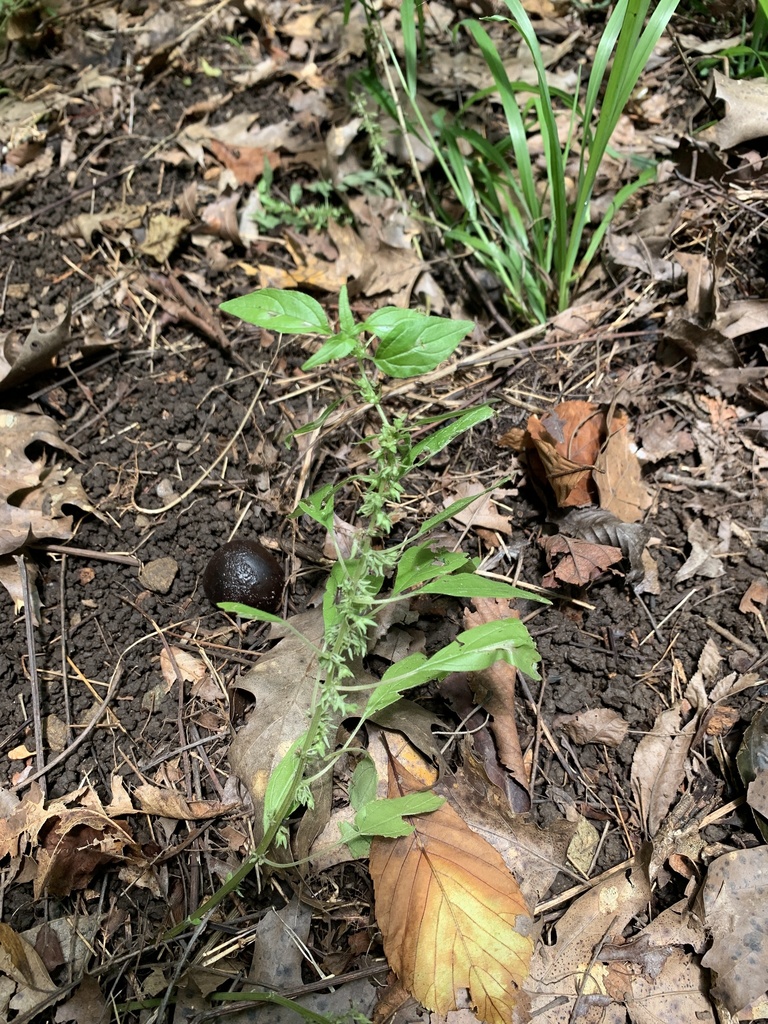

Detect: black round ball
[202, 538, 284, 614]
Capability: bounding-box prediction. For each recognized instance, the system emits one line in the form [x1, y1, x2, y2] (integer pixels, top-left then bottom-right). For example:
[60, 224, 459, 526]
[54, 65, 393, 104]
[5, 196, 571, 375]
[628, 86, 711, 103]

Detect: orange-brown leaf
[526, 401, 602, 507]
[370, 761, 533, 1024]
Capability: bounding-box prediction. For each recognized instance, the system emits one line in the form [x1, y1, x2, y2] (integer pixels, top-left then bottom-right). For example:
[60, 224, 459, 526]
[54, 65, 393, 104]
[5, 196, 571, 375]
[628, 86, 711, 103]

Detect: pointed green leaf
[221, 289, 332, 335]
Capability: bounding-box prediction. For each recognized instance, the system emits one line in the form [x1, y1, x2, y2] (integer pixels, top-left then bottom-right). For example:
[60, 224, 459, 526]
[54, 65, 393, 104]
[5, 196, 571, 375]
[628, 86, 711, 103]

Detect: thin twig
[14, 556, 45, 798]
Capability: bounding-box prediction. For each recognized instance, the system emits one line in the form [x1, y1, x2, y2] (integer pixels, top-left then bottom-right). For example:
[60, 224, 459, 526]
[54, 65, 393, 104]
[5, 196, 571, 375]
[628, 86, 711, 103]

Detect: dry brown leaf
[556, 708, 629, 747]
[133, 784, 239, 821]
[443, 482, 512, 535]
[540, 535, 624, 588]
[205, 140, 279, 185]
[159, 646, 206, 692]
[139, 213, 190, 263]
[638, 414, 695, 462]
[701, 846, 768, 1013]
[702, 72, 768, 149]
[463, 599, 528, 798]
[740, 578, 768, 615]
[370, 756, 533, 1024]
[0, 306, 70, 391]
[630, 704, 697, 836]
[54, 975, 108, 1024]
[35, 809, 138, 897]
[675, 519, 725, 583]
[526, 401, 602, 507]
[594, 409, 653, 524]
[525, 854, 652, 1019]
[0, 922, 57, 1016]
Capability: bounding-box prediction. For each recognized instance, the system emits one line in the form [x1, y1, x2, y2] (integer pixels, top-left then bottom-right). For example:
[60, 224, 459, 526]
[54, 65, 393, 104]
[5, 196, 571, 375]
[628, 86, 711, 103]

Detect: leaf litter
[1, 0, 768, 1022]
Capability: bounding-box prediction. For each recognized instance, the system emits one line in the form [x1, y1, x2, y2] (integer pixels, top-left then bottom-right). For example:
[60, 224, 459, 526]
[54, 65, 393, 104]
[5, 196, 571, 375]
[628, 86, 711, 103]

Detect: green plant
[696, 0, 768, 78]
[252, 161, 392, 234]
[167, 287, 544, 936]
[358, 0, 680, 323]
[0, 0, 52, 40]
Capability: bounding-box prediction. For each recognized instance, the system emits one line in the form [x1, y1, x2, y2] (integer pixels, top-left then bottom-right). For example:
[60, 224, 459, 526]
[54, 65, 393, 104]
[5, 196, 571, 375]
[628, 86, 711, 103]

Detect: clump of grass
[359, 0, 680, 324]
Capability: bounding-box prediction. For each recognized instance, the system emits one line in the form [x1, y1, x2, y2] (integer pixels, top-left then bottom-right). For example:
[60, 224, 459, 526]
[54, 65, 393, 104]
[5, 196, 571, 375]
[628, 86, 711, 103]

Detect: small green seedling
[219, 285, 544, 854]
[165, 287, 545, 938]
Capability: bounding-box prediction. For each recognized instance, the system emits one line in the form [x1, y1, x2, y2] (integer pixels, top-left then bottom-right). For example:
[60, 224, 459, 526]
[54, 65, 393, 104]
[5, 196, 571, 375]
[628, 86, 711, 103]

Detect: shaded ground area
[1, 1, 767, 1022]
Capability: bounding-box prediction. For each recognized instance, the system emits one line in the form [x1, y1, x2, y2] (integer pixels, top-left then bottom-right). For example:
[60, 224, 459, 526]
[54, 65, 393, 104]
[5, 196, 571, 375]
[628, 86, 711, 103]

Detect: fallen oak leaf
[541, 535, 623, 588]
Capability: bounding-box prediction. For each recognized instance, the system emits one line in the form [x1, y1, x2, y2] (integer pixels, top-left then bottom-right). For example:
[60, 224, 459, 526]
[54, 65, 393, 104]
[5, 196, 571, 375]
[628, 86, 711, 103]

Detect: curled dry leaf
[525, 401, 602, 507]
[594, 409, 653, 524]
[630, 704, 698, 837]
[443, 482, 512, 535]
[0, 305, 70, 391]
[0, 922, 57, 1017]
[552, 506, 652, 587]
[463, 598, 528, 801]
[370, 754, 533, 1024]
[739, 578, 768, 615]
[133, 784, 239, 821]
[0, 412, 102, 612]
[675, 519, 725, 583]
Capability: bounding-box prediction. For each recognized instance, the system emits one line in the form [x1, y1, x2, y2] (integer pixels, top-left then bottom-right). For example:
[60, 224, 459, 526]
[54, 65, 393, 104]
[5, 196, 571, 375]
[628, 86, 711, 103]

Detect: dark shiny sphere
[202, 538, 284, 614]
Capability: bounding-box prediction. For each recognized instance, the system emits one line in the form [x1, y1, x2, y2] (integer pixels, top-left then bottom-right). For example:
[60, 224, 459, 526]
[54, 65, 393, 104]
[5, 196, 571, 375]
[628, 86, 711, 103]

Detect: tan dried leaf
[557, 708, 629, 747]
[133, 784, 238, 820]
[595, 410, 653, 524]
[702, 72, 768, 149]
[443, 482, 512, 535]
[702, 846, 768, 1013]
[541, 535, 624, 588]
[463, 599, 527, 794]
[139, 214, 190, 263]
[525, 855, 652, 1019]
[630, 705, 697, 836]
[740, 578, 768, 615]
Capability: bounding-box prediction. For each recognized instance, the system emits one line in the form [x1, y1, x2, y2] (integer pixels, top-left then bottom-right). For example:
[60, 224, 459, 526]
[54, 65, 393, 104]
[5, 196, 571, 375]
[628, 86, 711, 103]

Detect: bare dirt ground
[1, 1, 767, 1022]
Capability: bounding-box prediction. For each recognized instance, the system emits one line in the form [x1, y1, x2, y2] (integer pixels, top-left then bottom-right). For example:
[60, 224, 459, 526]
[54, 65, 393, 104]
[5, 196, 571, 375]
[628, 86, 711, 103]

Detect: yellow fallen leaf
[370, 757, 533, 1024]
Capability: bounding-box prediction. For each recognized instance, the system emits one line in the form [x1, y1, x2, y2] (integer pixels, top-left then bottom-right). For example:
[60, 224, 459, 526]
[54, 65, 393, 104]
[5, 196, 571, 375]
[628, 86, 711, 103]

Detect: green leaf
[372, 315, 474, 378]
[262, 738, 304, 835]
[391, 544, 475, 595]
[362, 618, 540, 718]
[220, 289, 332, 335]
[413, 576, 546, 601]
[355, 793, 445, 837]
[302, 335, 358, 371]
[337, 284, 357, 336]
[338, 821, 372, 858]
[410, 405, 495, 464]
[412, 487, 505, 539]
[284, 398, 344, 444]
[349, 757, 377, 811]
[295, 483, 335, 529]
